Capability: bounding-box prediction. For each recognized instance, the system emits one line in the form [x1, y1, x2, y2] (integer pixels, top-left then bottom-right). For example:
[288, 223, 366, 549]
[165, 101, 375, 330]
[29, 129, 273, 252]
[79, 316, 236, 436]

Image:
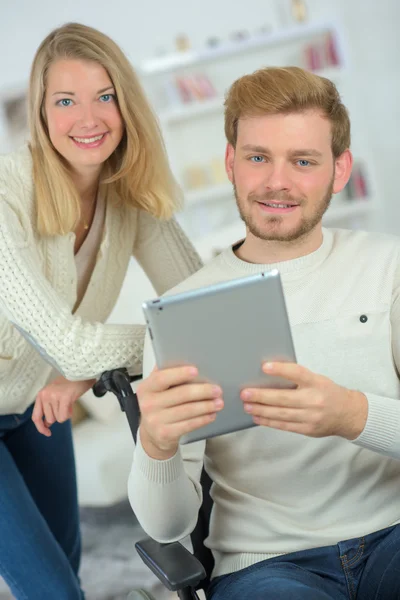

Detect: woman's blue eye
[251, 156, 264, 163]
[99, 94, 114, 103]
[58, 99, 73, 107]
[298, 159, 310, 167]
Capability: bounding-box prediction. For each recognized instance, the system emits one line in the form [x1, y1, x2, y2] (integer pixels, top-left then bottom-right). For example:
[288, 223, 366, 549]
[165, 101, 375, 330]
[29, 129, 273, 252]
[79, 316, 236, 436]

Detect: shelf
[159, 96, 224, 124]
[185, 182, 232, 207]
[159, 66, 343, 124]
[323, 199, 373, 223]
[141, 22, 339, 75]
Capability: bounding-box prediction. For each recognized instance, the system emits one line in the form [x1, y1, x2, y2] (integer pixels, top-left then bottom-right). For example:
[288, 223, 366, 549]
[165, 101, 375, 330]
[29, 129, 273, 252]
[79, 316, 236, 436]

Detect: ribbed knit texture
[0, 146, 202, 414]
[129, 227, 400, 578]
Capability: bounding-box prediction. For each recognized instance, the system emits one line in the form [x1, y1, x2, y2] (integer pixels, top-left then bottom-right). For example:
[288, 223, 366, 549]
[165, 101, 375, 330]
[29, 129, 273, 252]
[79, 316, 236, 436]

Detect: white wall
[1, 0, 399, 236]
[0, 1, 335, 82]
[1, 0, 399, 325]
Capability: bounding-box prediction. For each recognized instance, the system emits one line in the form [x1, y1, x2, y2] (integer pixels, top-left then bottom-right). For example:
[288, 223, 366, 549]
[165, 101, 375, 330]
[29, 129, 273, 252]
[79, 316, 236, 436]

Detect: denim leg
[6, 409, 82, 575]
[207, 525, 400, 600]
[0, 406, 83, 599]
[208, 545, 348, 600]
[208, 565, 342, 600]
[355, 524, 400, 599]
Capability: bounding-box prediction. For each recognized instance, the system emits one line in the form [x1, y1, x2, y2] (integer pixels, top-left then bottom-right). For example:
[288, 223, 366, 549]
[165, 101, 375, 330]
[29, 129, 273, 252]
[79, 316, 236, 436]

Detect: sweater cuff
[351, 393, 400, 455]
[134, 428, 185, 484]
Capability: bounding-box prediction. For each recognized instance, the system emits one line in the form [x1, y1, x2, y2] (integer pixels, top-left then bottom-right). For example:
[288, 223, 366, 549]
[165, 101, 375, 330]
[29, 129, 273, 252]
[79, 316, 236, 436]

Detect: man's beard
[233, 177, 334, 243]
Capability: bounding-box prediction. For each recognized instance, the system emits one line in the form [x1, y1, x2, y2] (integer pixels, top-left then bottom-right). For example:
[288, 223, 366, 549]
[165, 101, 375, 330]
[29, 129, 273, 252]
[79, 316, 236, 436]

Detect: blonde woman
[0, 22, 202, 599]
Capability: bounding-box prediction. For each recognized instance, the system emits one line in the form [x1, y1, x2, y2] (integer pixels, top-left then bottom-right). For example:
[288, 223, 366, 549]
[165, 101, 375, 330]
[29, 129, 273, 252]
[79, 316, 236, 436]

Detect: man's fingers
[158, 383, 222, 408]
[140, 365, 199, 394]
[262, 361, 314, 385]
[245, 404, 305, 423]
[168, 413, 218, 440]
[241, 388, 297, 406]
[141, 383, 222, 417]
[162, 398, 224, 424]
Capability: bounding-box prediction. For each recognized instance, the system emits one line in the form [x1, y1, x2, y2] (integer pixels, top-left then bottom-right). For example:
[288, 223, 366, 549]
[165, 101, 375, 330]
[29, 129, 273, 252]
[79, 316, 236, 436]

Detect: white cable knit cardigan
[0, 146, 202, 415]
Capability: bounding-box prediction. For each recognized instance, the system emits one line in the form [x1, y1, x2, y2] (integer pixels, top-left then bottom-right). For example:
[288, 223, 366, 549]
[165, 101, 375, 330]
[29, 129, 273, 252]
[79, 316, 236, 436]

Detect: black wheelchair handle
[92, 378, 108, 398]
[92, 368, 141, 397]
[92, 368, 142, 443]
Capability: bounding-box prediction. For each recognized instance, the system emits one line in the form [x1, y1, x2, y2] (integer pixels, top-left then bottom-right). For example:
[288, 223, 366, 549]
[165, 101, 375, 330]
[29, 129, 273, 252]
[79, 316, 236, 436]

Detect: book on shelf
[303, 31, 341, 71]
[164, 73, 217, 106]
[344, 163, 369, 200]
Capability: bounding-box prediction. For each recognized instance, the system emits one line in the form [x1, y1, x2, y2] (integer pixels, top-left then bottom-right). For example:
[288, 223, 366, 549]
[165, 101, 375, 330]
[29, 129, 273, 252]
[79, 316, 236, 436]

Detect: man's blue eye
[298, 159, 310, 167]
[251, 156, 264, 163]
[99, 94, 114, 103]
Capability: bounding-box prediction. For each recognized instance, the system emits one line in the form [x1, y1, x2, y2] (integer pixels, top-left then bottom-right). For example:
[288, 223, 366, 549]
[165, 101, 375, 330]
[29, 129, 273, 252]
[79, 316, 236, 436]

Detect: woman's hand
[32, 376, 95, 436]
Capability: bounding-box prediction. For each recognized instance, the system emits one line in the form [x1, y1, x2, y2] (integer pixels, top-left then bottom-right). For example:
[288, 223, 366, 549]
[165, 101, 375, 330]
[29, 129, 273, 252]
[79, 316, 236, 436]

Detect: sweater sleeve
[0, 196, 146, 380]
[128, 431, 205, 542]
[352, 254, 400, 459]
[128, 331, 205, 542]
[133, 210, 203, 295]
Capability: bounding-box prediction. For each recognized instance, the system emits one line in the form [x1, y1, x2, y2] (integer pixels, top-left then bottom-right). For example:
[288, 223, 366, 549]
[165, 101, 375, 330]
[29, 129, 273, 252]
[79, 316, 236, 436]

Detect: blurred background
[0, 1, 399, 598]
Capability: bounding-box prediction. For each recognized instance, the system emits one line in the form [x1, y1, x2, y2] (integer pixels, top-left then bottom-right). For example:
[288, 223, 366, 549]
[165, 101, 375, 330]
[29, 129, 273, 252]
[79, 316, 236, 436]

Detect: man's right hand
[137, 366, 224, 460]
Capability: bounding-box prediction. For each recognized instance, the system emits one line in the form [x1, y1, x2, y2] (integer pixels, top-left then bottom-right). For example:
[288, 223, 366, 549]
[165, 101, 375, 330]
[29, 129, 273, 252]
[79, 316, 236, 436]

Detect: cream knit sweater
[129, 227, 400, 579]
[0, 146, 202, 415]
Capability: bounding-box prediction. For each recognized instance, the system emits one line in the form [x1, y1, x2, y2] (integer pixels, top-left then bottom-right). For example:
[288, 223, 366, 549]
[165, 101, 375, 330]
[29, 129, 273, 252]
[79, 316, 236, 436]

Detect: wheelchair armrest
[135, 537, 206, 592]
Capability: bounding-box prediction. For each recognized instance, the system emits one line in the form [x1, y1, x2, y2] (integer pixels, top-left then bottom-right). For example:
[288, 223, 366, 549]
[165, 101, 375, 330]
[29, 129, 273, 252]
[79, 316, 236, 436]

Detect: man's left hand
[241, 362, 368, 440]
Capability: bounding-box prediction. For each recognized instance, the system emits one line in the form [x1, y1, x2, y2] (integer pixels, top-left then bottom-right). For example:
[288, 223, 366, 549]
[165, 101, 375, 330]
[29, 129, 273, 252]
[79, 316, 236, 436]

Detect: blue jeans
[0, 404, 84, 599]
[207, 524, 400, 599]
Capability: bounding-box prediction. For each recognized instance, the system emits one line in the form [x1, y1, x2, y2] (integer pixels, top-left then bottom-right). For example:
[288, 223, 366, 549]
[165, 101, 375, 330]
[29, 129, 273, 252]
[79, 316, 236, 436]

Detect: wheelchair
[93, 369, 214, 600]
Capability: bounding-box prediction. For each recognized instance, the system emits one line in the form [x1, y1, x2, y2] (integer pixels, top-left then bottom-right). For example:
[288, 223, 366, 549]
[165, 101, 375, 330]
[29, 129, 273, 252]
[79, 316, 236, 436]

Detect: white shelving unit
[159, 96, 224, 125]
[323, 199, 374, 223]
[0, 83, 28, 154]
[141, 22, 345, 76]
[185, 182, 232, 207]
[158, 65, 343, 125]
[140, 21, 377, 259]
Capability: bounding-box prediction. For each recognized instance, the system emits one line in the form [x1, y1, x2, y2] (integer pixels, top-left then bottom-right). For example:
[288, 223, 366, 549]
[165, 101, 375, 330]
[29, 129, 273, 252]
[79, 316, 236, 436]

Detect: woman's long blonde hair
[29, 22, 181, 236]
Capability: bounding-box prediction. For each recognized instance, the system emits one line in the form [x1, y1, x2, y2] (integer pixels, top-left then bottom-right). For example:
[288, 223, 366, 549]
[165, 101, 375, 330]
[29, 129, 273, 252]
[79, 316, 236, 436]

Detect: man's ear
[225, 143, 235, 183]
[333, 149, 353, 194]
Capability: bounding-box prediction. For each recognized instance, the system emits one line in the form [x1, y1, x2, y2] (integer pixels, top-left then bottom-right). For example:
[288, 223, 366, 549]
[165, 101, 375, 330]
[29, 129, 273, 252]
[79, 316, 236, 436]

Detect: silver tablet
[142, 271, 296, 444]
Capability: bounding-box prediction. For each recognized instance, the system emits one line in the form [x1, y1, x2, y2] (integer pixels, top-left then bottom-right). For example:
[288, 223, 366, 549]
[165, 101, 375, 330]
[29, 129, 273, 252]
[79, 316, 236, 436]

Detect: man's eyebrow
[240, 145, 323, 158]
[288, 149, 323, 158]
[240, 144, 271, 153]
